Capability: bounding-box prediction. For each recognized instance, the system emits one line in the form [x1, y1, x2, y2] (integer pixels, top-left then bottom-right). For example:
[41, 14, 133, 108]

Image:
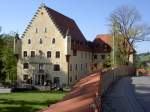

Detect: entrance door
[41, 75, 45, 85]
[54, 77, 60, 86]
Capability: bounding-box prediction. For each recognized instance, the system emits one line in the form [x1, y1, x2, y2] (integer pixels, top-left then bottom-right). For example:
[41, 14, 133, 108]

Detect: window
[73, 49, 77, 56]
[45, 28, 47, 33]
[23, 63, 29, 69]
[85, 52, 87, 58]
[28, 39, 31, 44]
[47, 51, 51, 58]
[23, 74, 28, 80]
[40, 38, 42, 44]
[81, 64, 82, 70]
[94, 55, 97, 59]
[23, 51, 27, 57]
[81, 52, 83, 58]
[75, 64, 77, 70]
[94, 63, 97, 68]
[36, 28, 38, 33]
[70, 76, 72, 82]
[54, 64, 60, 71]
[89, 53, 91, 59]
[56, 51, 60, 58]
[85, 63, 87, 68]
[54, 77, 60, 84]
[75, 75, 77, 80]
[70, 64, 72, 71]
[31, 51, 35, 57]
[39, 64, 44, 73]
[52, 38, 55, 44]
[101, 55, 105, 59]
[39, 50, 43, 56]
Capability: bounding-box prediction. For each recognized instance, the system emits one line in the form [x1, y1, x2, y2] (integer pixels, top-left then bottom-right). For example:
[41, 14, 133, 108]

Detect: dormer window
[52, 38, 55, 44]
[28, 39, 31, 44]
[40, 38, 42, 44]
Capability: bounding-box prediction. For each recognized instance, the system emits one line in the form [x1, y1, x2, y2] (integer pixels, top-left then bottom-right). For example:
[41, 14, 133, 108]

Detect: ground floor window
[70, 76, 72, 82]
[54, 64, 60, 71]
[23, 74, 28, 80]
[23, 63, 29, 69]
[75, 75, 77, 80]
[101, 55, 105, 59]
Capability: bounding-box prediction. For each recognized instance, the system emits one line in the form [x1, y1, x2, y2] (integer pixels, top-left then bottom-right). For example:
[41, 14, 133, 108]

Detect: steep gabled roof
[22, 4, 86, 42]
[44, 5, 86, 42]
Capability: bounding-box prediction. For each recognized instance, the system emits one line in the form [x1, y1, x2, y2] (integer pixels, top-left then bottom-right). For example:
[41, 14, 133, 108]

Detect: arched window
[52, 38, 55, 44]
[28, 39, 31, 44]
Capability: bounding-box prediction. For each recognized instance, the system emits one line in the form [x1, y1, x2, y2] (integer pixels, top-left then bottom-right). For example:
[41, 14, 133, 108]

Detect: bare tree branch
[109, 5, 150, 64]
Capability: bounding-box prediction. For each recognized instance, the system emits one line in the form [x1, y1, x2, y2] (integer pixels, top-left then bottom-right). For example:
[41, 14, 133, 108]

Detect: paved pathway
[40, 72, 100, 112]
[132, 76, 150, 112]
[102, 77, 144, 112]
[0, 87, 11, 93]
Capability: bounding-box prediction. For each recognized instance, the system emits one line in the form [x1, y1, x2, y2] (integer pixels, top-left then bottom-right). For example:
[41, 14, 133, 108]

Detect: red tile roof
[95, 34, 112, 47]
[44, 6, 86, 42]
[92, 34, 112, 53]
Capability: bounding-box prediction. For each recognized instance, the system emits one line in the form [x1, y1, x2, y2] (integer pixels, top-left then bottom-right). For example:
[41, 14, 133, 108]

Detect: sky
[0, 0, 150, 54]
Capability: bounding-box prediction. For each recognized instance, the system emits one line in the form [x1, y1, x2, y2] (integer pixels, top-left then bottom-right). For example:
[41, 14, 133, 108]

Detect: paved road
[132, 76, 150, 112]
[0, 87, 11, 93]
[102, 77, 146, 112]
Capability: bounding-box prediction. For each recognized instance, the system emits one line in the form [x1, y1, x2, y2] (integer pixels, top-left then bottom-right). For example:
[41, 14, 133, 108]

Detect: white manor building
[14, 4, 111, 87]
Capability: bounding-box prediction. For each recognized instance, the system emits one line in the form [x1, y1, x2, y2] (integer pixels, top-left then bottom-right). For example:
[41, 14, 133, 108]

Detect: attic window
[28, 39, 31, 44]
[40, 38, 43, 44]
[36, 28, 38, 33]
[52, 38, 55, 44]
[45, 28, 47, 33]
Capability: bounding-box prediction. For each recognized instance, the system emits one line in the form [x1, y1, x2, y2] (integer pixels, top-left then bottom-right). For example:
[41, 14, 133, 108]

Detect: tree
[0, 33, 17, 83]
[109, 5, 150, 64]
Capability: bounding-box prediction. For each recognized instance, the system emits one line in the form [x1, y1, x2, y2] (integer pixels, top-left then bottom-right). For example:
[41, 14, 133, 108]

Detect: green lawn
[0, 91, 66, 112]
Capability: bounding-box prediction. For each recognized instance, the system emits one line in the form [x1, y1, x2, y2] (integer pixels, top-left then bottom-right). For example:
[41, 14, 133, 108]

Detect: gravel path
[102, 77, 144, 112]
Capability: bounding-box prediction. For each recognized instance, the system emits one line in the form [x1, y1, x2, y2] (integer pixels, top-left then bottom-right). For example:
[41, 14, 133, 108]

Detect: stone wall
[99, 65, 136, 96]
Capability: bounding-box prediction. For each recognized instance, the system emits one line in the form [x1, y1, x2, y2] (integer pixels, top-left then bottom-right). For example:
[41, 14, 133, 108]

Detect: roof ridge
[44, 5, 74, 22]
